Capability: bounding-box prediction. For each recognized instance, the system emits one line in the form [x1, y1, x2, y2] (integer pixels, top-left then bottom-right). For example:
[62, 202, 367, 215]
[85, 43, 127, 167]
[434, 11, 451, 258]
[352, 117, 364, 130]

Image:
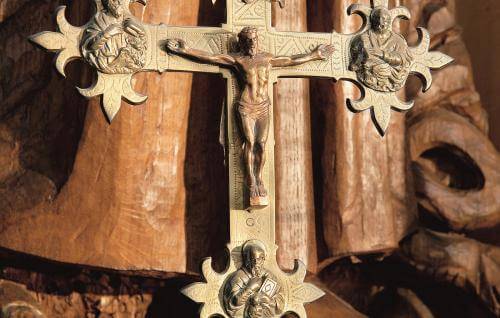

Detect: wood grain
[308, 0, 417, 263]
[273, 0, 318, 273]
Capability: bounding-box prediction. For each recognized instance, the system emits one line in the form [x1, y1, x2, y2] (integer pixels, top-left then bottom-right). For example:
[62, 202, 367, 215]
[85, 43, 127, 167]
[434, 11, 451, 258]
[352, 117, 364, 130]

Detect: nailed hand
[166, 38, 186, 53]
[316, 44, 335, 59]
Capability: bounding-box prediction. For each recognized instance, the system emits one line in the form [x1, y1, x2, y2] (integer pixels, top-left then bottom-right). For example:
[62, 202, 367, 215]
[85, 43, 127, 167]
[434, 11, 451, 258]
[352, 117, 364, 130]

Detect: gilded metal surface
[242, 0, 285, 8]
[182, 241, 324, 318]
[29, 0, 453, 317]
[28, 0, 453, 134]
[167, 27, 333, 207]
[222, 240, 284, 318]
[2, 302, 46, 318]
[345, 0, 453, 133]
[81, 0, 148, 74]
[349, 6, 412, 92]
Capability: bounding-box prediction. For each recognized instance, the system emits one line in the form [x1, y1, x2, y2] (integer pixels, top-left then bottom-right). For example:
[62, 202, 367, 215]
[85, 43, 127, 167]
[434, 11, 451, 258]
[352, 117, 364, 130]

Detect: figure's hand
[251, 293, 273, 315]
[368, 48, 384, 58]
[124, 18, 145, 37]
[166, 39, 186, 53]
[104, 24, 123, 38]
[240, 288, 254, 303]
[316, 44, 335, 60]
[257, 293, 272, 305]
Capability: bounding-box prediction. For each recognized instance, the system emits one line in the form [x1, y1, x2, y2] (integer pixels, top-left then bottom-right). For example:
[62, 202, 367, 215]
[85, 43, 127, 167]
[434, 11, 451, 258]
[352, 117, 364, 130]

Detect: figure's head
[242, 241, 266, 277]
[238, 27, 259, 57]
[371, 7, 392, 33]
[103, 0, 125, 18]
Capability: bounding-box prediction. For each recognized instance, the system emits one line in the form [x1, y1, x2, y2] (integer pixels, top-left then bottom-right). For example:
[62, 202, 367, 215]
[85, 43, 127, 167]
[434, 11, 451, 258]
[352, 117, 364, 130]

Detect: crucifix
[167, 29, 334, 206]
[30, 0, 452, 317]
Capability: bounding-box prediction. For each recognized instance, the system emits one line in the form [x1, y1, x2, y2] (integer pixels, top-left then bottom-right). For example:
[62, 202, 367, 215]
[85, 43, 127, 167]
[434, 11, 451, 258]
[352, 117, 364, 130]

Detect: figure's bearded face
[246, 249, 265, 276]
[104, 0, 125, 18]
[239, 29, 259, 57]
[372, 9, 391, 33]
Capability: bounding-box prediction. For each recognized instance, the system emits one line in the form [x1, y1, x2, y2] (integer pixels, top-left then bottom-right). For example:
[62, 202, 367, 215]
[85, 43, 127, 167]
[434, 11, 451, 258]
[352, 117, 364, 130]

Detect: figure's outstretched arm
[270, 44, 334, 67]
[167, 39, 236, 67]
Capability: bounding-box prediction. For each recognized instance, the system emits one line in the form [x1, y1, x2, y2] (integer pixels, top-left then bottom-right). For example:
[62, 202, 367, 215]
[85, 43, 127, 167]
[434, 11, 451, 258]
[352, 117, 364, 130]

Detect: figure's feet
[249, 182, 269, 209]
[249, 184, 259, 199]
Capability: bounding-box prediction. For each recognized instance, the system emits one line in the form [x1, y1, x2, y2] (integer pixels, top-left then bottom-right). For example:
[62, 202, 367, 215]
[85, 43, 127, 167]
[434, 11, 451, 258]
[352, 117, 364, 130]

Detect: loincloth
[238, 100, 270, 120]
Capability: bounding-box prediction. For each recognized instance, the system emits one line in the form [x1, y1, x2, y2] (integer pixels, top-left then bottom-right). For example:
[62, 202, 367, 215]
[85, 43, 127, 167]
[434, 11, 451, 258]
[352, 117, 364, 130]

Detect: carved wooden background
[0, 0, 498, 317]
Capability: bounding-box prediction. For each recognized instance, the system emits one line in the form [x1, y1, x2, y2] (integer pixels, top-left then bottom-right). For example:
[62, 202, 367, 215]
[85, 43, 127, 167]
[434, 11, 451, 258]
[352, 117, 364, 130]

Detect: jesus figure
[167, 27, 334, 207]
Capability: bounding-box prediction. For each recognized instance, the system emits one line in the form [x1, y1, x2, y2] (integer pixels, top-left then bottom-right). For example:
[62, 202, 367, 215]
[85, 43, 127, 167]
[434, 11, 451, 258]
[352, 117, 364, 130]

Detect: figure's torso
[365, 30, 405, 55]
[83, 12, 147, 74]
[236, 53, 273, 105]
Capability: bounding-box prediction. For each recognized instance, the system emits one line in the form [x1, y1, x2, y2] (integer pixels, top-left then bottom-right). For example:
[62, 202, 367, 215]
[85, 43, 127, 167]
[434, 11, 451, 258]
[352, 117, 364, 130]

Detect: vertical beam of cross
[175, 3, 331, 316]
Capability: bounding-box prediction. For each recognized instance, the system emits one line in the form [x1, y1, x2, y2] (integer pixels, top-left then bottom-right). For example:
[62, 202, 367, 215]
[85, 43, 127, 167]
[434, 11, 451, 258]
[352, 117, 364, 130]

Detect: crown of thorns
[238, 27, 258, 40]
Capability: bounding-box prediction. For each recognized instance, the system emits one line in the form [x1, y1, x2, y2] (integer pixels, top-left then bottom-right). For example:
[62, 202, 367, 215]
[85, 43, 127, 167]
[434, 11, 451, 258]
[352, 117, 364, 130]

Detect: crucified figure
[167, 27, 334, 207]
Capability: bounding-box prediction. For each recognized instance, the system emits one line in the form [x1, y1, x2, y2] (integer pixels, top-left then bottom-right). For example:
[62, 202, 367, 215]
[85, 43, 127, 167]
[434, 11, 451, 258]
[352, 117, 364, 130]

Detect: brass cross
[30, 0, 452, 317]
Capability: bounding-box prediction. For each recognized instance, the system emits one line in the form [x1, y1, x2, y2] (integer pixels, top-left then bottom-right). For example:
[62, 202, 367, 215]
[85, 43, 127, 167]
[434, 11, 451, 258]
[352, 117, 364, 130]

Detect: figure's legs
[255, 114, 270, 197]
[239, 114, 258, 198]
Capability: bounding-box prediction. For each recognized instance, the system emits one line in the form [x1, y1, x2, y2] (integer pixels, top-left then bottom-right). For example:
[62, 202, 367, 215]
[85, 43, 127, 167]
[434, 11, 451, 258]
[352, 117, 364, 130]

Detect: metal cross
[30, 0, 452, 317]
